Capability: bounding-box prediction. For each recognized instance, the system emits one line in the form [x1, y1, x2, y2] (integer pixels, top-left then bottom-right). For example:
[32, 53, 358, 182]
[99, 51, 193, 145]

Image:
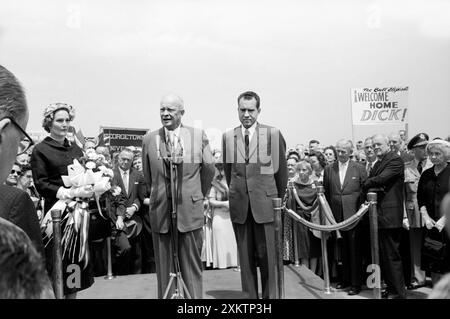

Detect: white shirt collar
[339, 159, 350, 167]
[164, 125, 181, 143]
[241, 122, 258, 141]
[119, 167, 130, 175]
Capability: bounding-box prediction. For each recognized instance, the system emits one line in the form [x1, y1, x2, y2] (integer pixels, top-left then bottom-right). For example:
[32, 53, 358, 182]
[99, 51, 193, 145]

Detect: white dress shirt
[339, 160, 349, 187]
[366, 159, 378, 175]
[164, 125, 181, 145]
[119, 168, 130, 194]
[241, 121, 257, 142]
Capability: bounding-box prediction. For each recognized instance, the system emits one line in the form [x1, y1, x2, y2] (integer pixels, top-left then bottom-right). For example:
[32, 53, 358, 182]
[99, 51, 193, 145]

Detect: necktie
[417, 161, 423, 174]
[244, 129, 250, 163]
[122, 171, 129, 194]
[367, 162, 373, 175]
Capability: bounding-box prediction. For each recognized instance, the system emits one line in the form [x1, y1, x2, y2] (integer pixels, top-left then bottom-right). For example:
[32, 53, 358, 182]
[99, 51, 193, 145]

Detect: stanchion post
[51, 209, 64, 299]
[293, 222, 300, 267]
[104, 236, 115, 280]
[317, 186, 332, 294]
[272, 198, 284, 299]
[367, 192, 381, 299]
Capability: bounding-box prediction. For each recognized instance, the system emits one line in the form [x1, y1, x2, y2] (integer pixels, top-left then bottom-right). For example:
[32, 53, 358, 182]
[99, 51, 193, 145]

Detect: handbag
[423, 236, 447, 261]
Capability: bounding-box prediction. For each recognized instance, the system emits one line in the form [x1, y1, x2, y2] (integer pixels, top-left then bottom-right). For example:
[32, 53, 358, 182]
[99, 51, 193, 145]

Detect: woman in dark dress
[30, 103, 95, 298]
[286, 160, 322, 274]
[282, 156, 299, 263]
[417, 139, 450, 285]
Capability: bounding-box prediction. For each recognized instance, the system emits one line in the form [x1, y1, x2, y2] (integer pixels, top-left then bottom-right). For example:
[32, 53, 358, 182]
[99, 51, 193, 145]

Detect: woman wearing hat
[417, 139, 450, 286]
[30, 103, 98, 298]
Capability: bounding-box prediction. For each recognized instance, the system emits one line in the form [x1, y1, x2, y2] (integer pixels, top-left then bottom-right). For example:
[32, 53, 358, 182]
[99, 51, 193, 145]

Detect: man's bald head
[160, 93, 184, 111]
[388, 132, 402, 152]
[160, 93, 185, 130]
[372, 134, 390, 158]
[0, 65, 29, 184]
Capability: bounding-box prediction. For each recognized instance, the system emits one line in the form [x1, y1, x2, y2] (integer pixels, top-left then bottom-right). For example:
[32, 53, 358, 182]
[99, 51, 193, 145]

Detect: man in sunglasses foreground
[0, 64, 46, 261]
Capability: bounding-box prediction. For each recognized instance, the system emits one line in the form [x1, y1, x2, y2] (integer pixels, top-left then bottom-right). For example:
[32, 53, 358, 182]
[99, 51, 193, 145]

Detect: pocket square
[352, 177, 356, 179]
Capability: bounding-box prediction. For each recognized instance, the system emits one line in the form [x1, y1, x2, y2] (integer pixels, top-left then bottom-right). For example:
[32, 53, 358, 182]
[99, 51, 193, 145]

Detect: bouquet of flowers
[41, 149, 121, 269]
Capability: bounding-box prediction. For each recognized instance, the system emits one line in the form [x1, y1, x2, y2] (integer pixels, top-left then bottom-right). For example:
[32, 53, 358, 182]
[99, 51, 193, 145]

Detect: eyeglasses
[1, 116, 35, 155]
[10, 169, 21, 175]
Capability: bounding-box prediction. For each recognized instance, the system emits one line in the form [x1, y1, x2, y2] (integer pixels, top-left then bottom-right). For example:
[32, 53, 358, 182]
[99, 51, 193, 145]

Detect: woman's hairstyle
[323, 145, 337, 161]
[42, 103, 75, 133]
[426, 139, 450, 161]
[19, 164, 31, 176]
[308, 151, 327, 169]
[296, 160, 313, 175]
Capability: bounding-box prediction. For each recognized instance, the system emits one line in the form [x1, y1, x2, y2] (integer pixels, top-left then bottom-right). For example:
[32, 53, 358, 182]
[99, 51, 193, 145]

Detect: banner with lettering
[99, 126, 149, 153]
[351, 87, 409, 125]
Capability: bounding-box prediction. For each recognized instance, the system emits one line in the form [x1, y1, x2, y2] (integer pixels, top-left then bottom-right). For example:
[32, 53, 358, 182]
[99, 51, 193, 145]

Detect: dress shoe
[407, 281, 425, 290]
[336, 282, 349, 290]
[347, 286, 361, 296]
[387, 293, 406, 299]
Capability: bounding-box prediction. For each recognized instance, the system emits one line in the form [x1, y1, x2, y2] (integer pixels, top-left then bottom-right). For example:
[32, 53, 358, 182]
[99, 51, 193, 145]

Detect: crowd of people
[283, 133, 450, 298]
[1, 63, 450, 300]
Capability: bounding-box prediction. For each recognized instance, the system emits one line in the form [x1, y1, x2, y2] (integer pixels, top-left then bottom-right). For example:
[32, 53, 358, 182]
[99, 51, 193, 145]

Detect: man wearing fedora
[112, 148, 145, 275]
[403, 133, 433, 289]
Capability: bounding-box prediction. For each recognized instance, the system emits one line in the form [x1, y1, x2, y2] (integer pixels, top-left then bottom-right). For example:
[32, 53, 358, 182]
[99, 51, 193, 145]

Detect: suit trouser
[379, 228, 406, 298]
[409, 227, 426, 284]
[400, 227, 411, 285]
[152, 228, 203, 299]
[341, 225, 363, 287]
[112, 230, 131, 275]
[141, 227, 156, 273]
[232, 209, 277, 299]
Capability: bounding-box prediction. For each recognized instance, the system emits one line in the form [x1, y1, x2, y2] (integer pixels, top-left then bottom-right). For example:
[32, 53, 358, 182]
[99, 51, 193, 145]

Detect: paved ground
[77, 264, 432, 299]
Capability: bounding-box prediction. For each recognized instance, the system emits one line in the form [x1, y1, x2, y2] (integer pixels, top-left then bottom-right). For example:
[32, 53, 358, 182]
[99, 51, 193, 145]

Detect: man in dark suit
[389, 132, 414, 163]
[323, 139, 367, 295]
[142, 93, 215, 298]
[363, 133, 407, 299]
[0, 64, 30, 189]
[0, 64, 44, 256]
[222, 91, 288, 299]
[0, 184, 44, 258]
[112, 148, 145, 275]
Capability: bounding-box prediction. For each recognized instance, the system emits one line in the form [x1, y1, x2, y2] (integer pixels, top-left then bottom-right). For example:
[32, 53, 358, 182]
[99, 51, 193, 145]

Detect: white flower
[85, 161, 96, 170]
[86, 149, 98, 160]
[111, 186, 121, 196]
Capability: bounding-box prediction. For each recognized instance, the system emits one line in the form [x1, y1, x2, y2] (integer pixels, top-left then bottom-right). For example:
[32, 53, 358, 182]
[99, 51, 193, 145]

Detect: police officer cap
[407, 133, 429, 150]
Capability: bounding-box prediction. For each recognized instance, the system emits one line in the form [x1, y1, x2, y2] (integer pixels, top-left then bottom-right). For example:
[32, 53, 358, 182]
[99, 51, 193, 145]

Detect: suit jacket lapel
[158, 128, 169, 160]
[332, 162, 341, 190]
[115, 168, 127, 197]
[341, 161, 353, 190]
[249, 124, 262, 160]
[234, 127, 245, 161]
[127, 169, 135, 198]
[372, 152, 390, 176]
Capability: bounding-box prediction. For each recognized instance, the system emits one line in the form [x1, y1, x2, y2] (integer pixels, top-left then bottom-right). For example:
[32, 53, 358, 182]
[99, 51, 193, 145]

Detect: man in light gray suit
[142, 93, 215, 298]
[222, 91, 288, 299]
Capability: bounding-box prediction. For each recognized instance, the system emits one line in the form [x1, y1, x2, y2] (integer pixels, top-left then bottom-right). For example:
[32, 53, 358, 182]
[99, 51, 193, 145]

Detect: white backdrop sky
[1, 0, 449, 149]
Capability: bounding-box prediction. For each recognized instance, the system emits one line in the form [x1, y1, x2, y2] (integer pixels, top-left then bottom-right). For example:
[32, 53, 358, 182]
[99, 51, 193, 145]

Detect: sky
[1, 0, 450, 149]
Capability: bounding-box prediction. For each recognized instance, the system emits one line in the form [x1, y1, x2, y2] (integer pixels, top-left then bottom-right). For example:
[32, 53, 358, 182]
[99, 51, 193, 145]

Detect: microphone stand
[159, 137, 191, 299]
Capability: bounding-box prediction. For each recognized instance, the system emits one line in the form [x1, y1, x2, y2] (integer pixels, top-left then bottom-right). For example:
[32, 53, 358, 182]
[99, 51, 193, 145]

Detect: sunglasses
[0, 116, 35, 155]
[10, 169, 21, 175]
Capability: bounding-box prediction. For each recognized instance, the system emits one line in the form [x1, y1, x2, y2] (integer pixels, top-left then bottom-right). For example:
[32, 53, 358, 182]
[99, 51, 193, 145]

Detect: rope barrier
[283, 202, 370, 232]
